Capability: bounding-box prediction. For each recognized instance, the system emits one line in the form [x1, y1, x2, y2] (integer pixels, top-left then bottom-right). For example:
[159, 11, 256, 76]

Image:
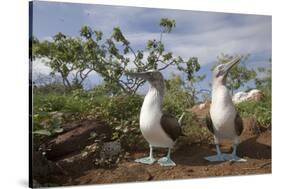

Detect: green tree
[255, 58, 272, 93]
[175, 57, 206, 103]
[32, 18, 201, 94]
[165, 74, 193, 107]
[214, 53, 257, 95]
[32, 33, 93, 90]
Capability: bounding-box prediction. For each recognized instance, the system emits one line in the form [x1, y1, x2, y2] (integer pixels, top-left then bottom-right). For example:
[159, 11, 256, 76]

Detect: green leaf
[53, 127, 64, 133]
[160, 18, 176, 33]
[88, 131, 97, 140]
[33, 130, 52, 136]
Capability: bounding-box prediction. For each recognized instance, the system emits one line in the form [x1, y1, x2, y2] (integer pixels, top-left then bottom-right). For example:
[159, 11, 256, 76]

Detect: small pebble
[187, 169, 194, 172]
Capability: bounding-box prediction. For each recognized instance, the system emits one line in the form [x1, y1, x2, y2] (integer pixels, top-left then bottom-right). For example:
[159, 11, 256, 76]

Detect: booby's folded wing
[234, 113, 244, 136]
[205, 112, 214, 134]
[160, 114, 182, 141]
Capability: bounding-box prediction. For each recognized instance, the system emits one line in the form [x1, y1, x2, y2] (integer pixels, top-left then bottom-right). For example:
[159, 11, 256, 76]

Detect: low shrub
[236, 91, 271, 128]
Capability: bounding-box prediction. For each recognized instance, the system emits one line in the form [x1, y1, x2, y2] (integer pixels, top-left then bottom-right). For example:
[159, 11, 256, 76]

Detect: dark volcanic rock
[43, 120, 112, 160]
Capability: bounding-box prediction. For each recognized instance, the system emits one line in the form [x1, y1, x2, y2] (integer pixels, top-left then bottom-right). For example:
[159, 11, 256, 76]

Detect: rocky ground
[32, 102, 271, 187]
[63, 129, 271, 186]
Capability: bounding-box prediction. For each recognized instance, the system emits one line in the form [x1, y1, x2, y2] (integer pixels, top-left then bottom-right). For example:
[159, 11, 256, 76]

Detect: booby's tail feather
[178, 112, 186, 126]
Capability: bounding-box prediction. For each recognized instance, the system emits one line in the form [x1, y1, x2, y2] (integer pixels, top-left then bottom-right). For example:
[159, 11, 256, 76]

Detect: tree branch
[158, 60, 175, 71]
[133, 80, 146, 94]
[78, 69, 92, 85]
[128, 46, 137, 59]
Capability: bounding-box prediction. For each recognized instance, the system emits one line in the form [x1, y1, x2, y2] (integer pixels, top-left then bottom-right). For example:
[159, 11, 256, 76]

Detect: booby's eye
[217, 65, 224, 70]
[216, 68, 225, 78]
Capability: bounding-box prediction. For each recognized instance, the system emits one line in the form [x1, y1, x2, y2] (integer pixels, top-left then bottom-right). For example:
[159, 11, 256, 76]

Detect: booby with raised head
[205, 56, 246, 162]
[126, 70, 183, 166]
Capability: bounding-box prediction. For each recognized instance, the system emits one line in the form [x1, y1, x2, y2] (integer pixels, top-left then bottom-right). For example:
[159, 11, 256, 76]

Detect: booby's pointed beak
[125, 71, 151, 80]
[224, 56, 241, 74]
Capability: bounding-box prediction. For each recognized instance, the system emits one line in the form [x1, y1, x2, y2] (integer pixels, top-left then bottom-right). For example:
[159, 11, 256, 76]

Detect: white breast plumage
[140, 89, 174, 148]
[211, 85, 237, 139]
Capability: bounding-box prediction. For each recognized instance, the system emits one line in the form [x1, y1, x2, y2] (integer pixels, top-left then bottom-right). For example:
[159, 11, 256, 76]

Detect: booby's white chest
[139, 89, 174, 148]
[210, 86, 237, 139]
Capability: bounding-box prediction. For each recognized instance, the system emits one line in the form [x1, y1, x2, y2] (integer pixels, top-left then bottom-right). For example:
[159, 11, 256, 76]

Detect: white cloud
[41, 36, 53, 41]
[121, 15, 271, 66]
[32, 58, 52, 75]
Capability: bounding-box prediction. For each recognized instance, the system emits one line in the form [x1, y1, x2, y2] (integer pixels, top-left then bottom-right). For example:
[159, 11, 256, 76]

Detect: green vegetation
[32, 18, 272, 152]
[236, 94, 271, 129]
[237, 58, 272, 129]
[255, 58, 272, 93]
[32, 81, 196, 150]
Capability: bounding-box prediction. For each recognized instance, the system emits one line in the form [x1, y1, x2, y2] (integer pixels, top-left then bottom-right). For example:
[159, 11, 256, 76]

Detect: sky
[31, 1, 272, 94]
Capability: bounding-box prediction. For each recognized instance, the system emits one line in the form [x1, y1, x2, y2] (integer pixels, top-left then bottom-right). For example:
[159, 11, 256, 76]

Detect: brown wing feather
[205, 112, 214, 134]
[234, 113, 244, 136]
[160, 114, 182, 141]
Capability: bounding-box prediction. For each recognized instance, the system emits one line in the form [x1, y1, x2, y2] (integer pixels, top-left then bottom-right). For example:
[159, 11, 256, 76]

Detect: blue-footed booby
[205, 56, 246, 162]
[126, 70, 183, 166]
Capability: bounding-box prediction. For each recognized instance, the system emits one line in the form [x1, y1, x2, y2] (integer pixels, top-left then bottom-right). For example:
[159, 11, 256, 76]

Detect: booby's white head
[126, 69, 164, 93]
[212, 56, 241, 86]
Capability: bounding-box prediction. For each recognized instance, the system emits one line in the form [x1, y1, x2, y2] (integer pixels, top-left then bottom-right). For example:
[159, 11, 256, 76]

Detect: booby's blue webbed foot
[135, 144, 156, 165]
[222, 144, 247, 162]
[205, 144, 225, 162]
[222, 154, 247, 162]
[204, 154, 225, 162]
[135, 157, 156, 165]
[157, 157, 176, 166]
[157, 148, 176, 166]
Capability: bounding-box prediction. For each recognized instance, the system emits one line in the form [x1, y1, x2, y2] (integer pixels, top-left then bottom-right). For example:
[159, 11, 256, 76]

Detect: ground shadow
[238, 136, 271, 159]
[173, 134, 271, 166]
[172, 143, 223, 166]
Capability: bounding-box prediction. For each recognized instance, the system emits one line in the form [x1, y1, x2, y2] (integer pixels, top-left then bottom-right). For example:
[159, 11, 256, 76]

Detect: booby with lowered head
[205, 56, 246, 162]
[126, 70, 183, 166]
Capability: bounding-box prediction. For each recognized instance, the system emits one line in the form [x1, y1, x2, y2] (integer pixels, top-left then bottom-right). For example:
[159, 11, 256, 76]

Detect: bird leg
[157, 148, 176, 166]
[204, 144, 225, 162]
[223, 144, 247, 162]
[135, 144, 156, 165]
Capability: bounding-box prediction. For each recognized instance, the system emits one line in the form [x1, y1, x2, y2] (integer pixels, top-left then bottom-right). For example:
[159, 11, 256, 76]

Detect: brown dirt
[33, 106, 271, 187]
[58, 128, 271, 186]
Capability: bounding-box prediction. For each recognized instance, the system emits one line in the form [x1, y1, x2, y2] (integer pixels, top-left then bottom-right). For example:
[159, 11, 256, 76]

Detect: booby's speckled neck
[211, 78, 235, 116]
[143, 86, 164, 111]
